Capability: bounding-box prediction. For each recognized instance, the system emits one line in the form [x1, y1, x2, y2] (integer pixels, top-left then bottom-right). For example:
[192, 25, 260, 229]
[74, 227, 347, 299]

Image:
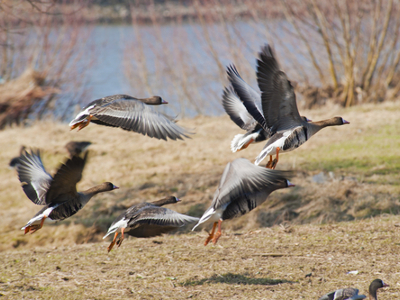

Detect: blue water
[51, 20, 320, 120]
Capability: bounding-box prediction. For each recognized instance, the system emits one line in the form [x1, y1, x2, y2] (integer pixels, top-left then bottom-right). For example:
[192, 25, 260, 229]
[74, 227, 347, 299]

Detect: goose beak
[287, 180, 295, 188]
[113, 185, 119, 189]
[306, 118, 312, 122]
[162, 99, 169, 104]
[382, 282, 389, 287]
[342, 118, 350, 124]
[176, 197, 181, 202]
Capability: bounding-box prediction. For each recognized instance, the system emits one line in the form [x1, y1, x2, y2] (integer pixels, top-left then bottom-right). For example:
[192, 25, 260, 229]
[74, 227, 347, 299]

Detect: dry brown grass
[0, 216, 399, 299]
[0, 101, 399, 298]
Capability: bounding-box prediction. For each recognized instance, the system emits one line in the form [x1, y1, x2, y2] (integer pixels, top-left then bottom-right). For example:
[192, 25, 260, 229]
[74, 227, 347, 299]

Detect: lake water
[56, 20, 321, 120]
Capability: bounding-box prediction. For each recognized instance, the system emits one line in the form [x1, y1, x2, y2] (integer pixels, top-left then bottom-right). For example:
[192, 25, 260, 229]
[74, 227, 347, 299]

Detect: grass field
[0, 101, 399, 299]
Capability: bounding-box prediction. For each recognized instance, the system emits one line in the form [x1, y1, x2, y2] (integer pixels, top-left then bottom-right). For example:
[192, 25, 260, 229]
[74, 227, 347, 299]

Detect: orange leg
[271, 147, 280, 170]
[107, 231, 119, 253]
[204, 222, 217, 246]
[238, 138, 254, 151]
[77, 115, 93, 131]
[24, 216, 46, 235]
[116, 227, 125, 248]
[212, 220, 223, 244]
[266, 155, 273, 168]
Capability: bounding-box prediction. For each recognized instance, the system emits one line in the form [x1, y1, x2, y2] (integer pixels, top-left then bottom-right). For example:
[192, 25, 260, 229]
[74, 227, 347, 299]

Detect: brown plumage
[16, 149, 118, 234]
[318, 278, 389, 300]
[192, 158, 294, 245]
[64, 141, 91, 157]
[103, 196, 198, 252]
[238, 45, 349, 168]
[69, 94, 191, 141]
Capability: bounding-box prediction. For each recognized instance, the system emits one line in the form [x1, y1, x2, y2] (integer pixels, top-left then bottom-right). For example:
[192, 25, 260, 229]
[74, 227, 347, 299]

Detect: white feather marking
[21, 206, 54, 230]
[230, 134, 244, 153]
[103, 218, 128, 239]
[192, 205, 225, 231]
[254, 131, 293, 165]
[69, 104, 95, 126]
[231, 130, 261, 153]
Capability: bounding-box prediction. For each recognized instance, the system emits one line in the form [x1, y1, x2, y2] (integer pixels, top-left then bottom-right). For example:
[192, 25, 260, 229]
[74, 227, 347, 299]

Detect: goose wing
[222, 86, 256, 131]
[211, 158, 291, 210]
[226, 65, 269, 133]
[90, 95, 190, 141]
[16, 149, 52, 205]
[45, 152, 87, 205]
[65, 141, 92, 157]
[126, 206, 199, 237]
[256, 45, 304, 133]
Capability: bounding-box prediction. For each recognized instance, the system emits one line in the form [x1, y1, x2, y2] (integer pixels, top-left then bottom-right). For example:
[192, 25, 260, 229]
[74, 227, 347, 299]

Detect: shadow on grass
[180, 272, 294, 287]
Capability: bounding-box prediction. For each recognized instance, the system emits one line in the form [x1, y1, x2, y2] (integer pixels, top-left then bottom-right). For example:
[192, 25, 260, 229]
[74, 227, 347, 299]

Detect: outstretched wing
[256, 45, 303, 133]
[45, 152, 88, 204]
[226, 65, 269, 133]
[126, 206, 199, 238]
[211, 158, 291, 210]
[92, 95, 191, 141]
[16, 149, 52, 205]
[222, 86, 256, 131]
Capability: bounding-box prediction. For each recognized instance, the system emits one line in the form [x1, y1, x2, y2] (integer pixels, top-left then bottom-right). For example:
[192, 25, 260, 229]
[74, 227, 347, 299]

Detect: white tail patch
[192, 207, 216, 231]
[69, 104, 95, 126]
[255, 146, 271, 166]
[103, 218, 128, 239]
[21, 206, 54, 230]
[230, 134, 245, 153]
[231, 131, 260, 153]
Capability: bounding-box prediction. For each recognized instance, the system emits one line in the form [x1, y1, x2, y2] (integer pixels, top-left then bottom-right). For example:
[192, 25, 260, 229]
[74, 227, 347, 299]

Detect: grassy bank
[1, 101, 399, 252]
[0, 101, 399, 298]
[0, 216, 399, 299]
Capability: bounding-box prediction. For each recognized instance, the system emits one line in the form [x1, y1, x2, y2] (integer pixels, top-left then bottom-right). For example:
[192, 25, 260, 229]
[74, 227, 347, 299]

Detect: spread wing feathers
[222, 86, 256, 131]
[45, 152, 88, 204]
[211, 158, 290, 210]
[226, 64, 269, 133]
[92, 98, 190, 141]
[125, 206, 199, 238]
[256, 45, 303, 132]
[128, 206, 199, 228]
[16, 149, 52, 205]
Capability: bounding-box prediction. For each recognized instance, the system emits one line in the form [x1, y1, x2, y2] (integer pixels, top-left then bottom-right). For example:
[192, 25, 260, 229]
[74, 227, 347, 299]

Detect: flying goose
[317, 279, 388, 300]
[64, 141, 92, 157]
[239, 45, 349, 168]
[16, 149, 118, 234]
[223, 65, 310, 153]
[103, 196, 199, 252]
[192, 158, 294, 245]
[69, 94, 191, 141]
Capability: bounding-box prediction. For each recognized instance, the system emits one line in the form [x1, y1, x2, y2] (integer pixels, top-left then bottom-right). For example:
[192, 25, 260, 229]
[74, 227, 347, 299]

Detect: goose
[317, 278, 388, 300]
[192, 158, 294, 245]
[69, 94, 191, 141]
[64, 141, 92, 157]
[8, 145, 26, 169]
[223, 65, 310, 153]
[16, 149, 118, 234]
[222, 85, 270, 153]
[103, 196, 199, 252]
[239, 45, 349, 168]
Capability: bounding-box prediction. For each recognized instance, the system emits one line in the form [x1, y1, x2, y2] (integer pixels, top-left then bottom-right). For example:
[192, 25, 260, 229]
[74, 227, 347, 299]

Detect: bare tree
[0, 0, 92, 128]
